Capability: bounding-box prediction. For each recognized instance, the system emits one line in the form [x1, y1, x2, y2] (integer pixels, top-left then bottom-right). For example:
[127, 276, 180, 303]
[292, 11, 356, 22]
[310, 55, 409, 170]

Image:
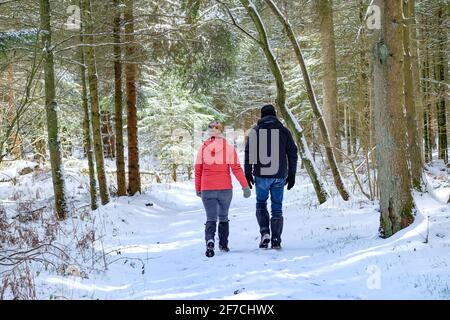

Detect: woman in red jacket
[195, 120, 251, 257]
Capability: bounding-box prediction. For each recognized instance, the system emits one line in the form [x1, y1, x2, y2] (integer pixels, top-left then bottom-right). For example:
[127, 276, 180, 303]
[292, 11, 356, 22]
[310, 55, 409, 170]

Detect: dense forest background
[1, 0, 448, 233]
[0, 0, 448, 300]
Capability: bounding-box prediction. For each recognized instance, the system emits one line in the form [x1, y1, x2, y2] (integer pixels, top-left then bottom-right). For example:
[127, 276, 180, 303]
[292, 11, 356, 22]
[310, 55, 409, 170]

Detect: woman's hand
[243, 187, 251, 198]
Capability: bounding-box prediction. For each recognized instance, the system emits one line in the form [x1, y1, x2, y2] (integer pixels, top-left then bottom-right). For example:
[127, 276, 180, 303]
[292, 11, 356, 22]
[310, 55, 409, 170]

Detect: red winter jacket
[195, 135, 248, 192]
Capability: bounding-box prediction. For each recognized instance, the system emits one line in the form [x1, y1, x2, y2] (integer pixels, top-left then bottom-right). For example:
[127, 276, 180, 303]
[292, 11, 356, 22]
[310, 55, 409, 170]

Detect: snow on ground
[0, 159, 449, 300]
[424, 159, 450, 204]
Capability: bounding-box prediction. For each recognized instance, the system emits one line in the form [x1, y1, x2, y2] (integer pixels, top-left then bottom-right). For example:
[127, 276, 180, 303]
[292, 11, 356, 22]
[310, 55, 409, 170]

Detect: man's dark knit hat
[261, 104, 276, 118]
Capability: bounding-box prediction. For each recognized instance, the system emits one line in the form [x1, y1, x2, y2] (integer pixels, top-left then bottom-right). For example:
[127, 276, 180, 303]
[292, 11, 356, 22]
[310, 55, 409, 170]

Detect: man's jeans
[255, 176, 285, 217]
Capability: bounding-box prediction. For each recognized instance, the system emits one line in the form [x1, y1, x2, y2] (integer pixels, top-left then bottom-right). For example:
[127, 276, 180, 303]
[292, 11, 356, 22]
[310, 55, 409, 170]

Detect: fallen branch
[0, 243, 70, 268]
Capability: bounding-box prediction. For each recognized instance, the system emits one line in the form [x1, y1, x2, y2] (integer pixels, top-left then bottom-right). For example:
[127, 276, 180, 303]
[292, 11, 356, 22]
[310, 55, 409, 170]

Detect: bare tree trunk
[33, 134, 46, 164]
[265, 0, 349, 201]
[101, 110, 115, 159]
[81, 0, 110, 205]
[125, 0, 141, 196]
[315, 0, 341, 159]
[345, 107, 351, 154]
[436, 7, 448, 164]
[408, 0, 423, 158]
[421, 23, 433, 163]
[39, 0, 68, 220]
[373, 0, 414, 238]
[357, 0, 372, 199]
[79, 30, 98, 211]
[172, 164, 177, 182]
[424, 95, 432, 163]
[351, 111, 358, 154]
[7, 62, 22, 159]
[113, 0, 127, 196]
[369, 71, 378, 199]
[403, 0, 423, 190]
[241, 0, 329, 204]
[187, 164, 192, 180]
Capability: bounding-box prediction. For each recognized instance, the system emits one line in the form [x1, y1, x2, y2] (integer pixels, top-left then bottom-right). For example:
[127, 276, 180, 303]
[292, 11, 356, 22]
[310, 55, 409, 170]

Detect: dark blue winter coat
[244, 115, 298, 178]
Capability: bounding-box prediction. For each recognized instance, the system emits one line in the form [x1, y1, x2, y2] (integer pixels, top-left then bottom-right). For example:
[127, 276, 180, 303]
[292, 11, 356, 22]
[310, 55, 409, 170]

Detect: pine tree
[39, 0, 68, 219]
[373, 0, 414, 237]
[403, 0, 423, 190]
[435, 6, 448, 164]
[113, 0, 127, 196]
[315, 0, 340, 159]
[81, 0, 110, 205]
[78, 23, 98, 211]
[124, 0, 141, 195]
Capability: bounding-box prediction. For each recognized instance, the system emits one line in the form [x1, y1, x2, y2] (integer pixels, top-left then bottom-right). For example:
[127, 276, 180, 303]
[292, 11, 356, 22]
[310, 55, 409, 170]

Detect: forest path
[37, 179, 450, 299]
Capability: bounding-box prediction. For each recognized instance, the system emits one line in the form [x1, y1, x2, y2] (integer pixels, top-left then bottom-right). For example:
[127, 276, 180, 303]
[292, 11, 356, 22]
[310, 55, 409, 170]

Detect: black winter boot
[218, 221, 230, 252]
[205, 221, 216, 257]
[259, 234, 271, 249]
[205, 240, 215, 257]
[271, 217, 283, 249]
[205, 221, 217, 243]
[256, 208, 270, 236]
[256, 208, 270, 248]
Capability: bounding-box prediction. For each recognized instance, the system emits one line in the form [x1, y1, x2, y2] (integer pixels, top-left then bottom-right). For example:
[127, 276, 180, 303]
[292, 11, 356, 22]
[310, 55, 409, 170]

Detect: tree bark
[265, 0, 349, 201]
[33, 134, 46, 164]
[7, 62, 23, 159]
[315, 0, 341, 160]
[39, 0, 68, 219]
[357, 0, 372, 199]
[408, 0, 423, 158]
[125, 0, 141, 195]
[101, 110, 115, 159]
[373, 0, 414, 238]
[351, 111, 358, 154]
[241, 0, 329, 204]
[436, 7, 448, 164]
[172, 164, 177, 182]
[79, 29, 98, 211]
[81, 0, 110, 205]
[403, 0, 423, 190]
[113, 0, 127, 196]
[421, 17, 432, 163]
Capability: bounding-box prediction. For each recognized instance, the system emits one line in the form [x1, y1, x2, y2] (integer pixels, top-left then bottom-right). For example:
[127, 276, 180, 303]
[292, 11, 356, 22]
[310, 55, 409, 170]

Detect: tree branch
[215, 0, 260, 44]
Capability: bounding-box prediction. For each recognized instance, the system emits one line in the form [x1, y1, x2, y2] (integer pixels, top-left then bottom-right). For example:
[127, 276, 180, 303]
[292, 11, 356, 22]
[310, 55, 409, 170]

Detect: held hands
[243, 187, 251, 198]
[285, 174, 295, 190]
[245, 173, 254, 189]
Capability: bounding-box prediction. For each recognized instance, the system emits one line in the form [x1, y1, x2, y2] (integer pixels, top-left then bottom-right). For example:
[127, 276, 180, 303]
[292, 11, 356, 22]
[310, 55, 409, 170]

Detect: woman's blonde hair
[208, 120, 224, 133]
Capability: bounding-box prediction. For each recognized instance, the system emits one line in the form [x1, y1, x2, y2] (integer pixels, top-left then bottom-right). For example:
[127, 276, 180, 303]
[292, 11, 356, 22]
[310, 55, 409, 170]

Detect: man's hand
[243, 187, 251, 198]
[285, 175, 295, 190]
[245, 173, 254, 189]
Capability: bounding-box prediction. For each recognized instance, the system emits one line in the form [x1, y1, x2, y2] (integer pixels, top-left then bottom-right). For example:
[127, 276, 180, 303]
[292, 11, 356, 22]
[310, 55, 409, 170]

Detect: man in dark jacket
[244, 104, 298, 249]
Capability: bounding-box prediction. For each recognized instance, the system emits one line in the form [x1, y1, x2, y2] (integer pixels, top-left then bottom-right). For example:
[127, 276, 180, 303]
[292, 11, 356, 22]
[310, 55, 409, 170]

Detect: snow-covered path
[34, 176, 450, 300]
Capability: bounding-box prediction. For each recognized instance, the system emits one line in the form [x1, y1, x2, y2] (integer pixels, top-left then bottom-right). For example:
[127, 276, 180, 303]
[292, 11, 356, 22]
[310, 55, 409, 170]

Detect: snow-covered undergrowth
[0, 159, 449, 299]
